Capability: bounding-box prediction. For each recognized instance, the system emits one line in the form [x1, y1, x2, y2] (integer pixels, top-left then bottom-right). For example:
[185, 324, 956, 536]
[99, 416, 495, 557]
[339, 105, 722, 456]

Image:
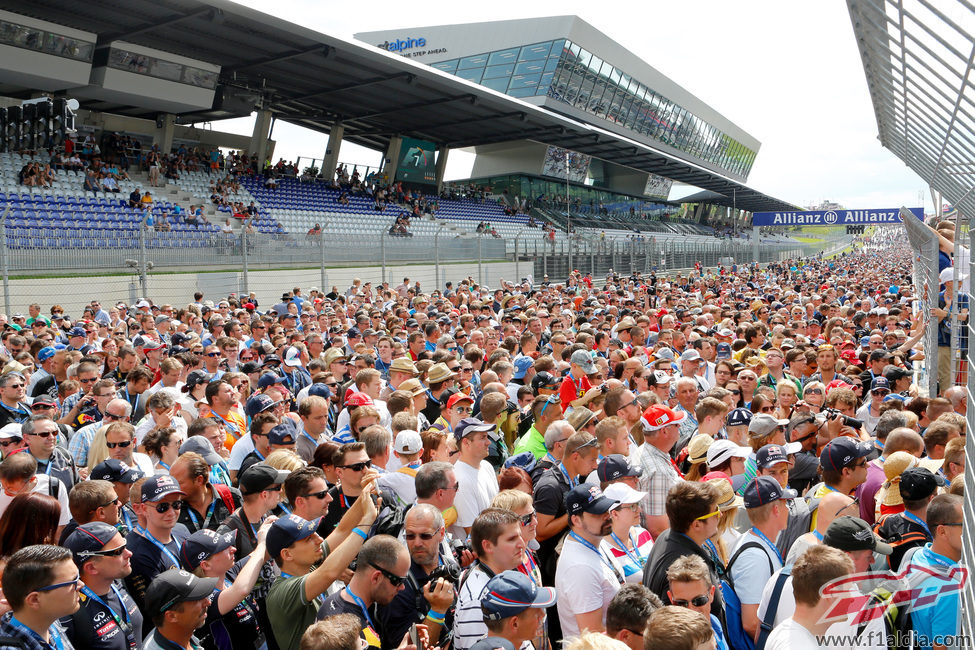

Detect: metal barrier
[901, 208, 941, 397]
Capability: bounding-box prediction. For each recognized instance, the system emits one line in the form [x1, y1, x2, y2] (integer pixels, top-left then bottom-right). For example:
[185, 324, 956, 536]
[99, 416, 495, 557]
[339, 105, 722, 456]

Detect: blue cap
[860, 336, 872, 347]
[715, 342, 732, 359]
[742, 475, 797, 508]
[245, 393, 278, 418]
[308, 383, 331, 400]
[268, 420, 297, 446]
[870, 377, 891, 392]
[481, 570, 557, 621]
[883, 393, 906, 402]
[565, 484, 618, 516]
[68, 326, 86, 338]
[727, 408, 753, 427]
[142, 474, 186, 502]
[596, 454, 642, 482]
[512, 355, 534, 380]
[258, 372, 287, 391]
[90, 458, 143, 483]
[820, 437, 872, 472]
[267, 514, 321, 557]
[37, 346, 57, 362]
[503, 452, 537, 474]
[64, 522, 120, 565]
[181, 529, 237, 570]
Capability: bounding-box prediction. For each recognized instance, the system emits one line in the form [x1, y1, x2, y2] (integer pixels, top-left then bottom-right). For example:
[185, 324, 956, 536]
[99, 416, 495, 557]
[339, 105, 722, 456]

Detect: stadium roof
[6, 0, 797, 212]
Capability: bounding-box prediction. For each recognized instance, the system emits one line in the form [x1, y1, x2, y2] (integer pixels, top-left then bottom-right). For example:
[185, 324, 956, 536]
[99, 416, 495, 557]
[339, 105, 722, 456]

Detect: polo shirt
[512, 425, 546, 460]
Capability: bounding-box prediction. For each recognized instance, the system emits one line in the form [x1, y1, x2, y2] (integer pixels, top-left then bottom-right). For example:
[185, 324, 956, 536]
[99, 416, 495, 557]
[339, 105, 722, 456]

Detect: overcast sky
[216, 0, 929, 212]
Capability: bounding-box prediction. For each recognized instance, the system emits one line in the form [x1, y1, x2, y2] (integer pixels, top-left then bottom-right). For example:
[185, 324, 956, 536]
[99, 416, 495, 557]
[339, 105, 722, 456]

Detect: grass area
[792, 235, 825, 243]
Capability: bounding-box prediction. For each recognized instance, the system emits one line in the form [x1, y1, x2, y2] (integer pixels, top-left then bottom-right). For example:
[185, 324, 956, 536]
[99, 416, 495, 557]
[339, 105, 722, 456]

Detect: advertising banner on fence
[751, 207, 923, 226]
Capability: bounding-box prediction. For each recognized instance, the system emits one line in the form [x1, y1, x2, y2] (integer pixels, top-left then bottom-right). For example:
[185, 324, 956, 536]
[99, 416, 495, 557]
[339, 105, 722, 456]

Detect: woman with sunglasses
[600, 482, 652, 584]
[800, 381, 826, 413]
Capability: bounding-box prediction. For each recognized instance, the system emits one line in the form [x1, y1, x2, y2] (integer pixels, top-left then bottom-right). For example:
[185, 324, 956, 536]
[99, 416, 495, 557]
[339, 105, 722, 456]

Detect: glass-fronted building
[429, 39, 756, 178]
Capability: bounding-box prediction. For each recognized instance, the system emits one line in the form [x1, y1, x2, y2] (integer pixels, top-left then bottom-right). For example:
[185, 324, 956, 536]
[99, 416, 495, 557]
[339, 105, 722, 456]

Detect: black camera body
[823, 407, 863, 429]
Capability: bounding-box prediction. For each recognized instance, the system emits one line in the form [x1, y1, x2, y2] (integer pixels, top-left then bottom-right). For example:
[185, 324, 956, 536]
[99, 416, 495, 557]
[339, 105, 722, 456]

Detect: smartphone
[409, 624, 419, 648]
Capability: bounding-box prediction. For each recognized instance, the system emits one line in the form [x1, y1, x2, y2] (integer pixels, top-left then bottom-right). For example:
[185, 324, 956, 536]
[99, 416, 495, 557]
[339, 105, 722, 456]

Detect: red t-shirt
[559, 373, 591, 413]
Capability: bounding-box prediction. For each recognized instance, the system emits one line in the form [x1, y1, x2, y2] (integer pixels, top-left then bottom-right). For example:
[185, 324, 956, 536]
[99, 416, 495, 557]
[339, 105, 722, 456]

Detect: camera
[448, 538, 470, 564]
[823, 408, 863, 429]
[426, 562, 461, 585]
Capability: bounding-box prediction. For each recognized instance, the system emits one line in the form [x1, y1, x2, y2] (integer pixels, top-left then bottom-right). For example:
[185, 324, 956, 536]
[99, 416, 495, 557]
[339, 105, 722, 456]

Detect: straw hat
[687, 434, 714, 465]
[879, 451, 919, 508]
[703, 472, 744, 511]
[426, 363, 456, 384]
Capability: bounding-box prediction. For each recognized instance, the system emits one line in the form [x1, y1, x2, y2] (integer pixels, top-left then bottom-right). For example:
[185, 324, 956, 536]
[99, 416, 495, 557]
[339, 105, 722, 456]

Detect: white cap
[394, 430, 423, 455]
[706, 439, 751, 467]
[0, 423, 22, 440]
[939, 267, 968, 284]
[602, 482, 647, 505]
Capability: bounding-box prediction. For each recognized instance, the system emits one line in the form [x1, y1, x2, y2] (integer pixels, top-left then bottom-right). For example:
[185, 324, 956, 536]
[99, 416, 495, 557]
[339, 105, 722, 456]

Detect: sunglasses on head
[153, 501, 182, 513]
[106, 440, 132, 449]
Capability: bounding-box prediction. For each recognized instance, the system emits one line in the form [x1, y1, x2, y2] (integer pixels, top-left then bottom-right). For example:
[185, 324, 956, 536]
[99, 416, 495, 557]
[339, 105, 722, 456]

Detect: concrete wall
[2, 261, 517, 316]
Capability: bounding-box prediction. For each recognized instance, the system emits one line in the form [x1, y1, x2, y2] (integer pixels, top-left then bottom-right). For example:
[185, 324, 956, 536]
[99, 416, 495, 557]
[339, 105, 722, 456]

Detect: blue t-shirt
[908, 544, 960, 650]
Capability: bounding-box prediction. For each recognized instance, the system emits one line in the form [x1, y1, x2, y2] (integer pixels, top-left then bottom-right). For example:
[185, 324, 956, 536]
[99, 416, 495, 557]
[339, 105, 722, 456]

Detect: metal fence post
[514, 232, 521, 282]
[630, 239, 635, 274]
[320, 223, 328, 293]
[241, 219, 250, 297]
[590, 240, 595, 276]
[138, 218, 149, 298]
[0, 206, 8, 317]
[380, 229, 387, 284]
[477, 234, 483, 285]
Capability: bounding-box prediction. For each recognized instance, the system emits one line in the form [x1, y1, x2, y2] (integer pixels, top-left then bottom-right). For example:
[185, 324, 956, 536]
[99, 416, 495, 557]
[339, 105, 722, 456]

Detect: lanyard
[902, 511, 932, 537]
[39, 457, 54, 476]
[158, 461, 171, 471]
[568, 532, 624, 585]
[120, 506, 134, 532]
[278, 502, 292, 515]
[211, 411, 240, 437]
[345, 586, 377, 632]
[558, 463, 576, 487]
[210, 464, 231, 486]
[187, 496, 217, 531]
[81, 585, 133, 639]
[813, 530, 824, 542]
[9, 615, 64, 650]
[920, 545, 957, 571]
[520, 551, 541, 585]
[749, 527, 784, 566]
[610, 530, 646, 568]
[135, 526, 182, 569]
[668, 455, 685, 479]
[544, 452, 559, 466]
[703, 539, 720, 562]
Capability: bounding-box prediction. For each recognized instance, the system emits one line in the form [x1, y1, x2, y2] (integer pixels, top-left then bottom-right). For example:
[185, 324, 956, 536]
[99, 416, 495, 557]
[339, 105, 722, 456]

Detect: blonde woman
[601, 482, 652, 584]
[775, 382, 799, 420]
[264, 449, 305, 472]
[703, 472, 743, 565]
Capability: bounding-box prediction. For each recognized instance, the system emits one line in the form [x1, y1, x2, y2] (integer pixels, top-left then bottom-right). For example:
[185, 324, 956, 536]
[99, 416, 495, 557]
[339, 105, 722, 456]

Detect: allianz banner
[751, 207, 923, 226]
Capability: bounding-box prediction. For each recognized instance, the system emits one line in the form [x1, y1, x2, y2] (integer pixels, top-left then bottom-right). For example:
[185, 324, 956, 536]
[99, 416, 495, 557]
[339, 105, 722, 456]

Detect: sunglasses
[340, 461, 372, 472]
[300, 489, 329, 500]
[30, 431, 57, 438]
[153, 501, 183, 513]
[0, 439, 21, 447]
[805, 388, 823, 395]
[206, 352, 221, 357]
[99, 497, 120, 509]
[404, 531, 438, 541]
[518, 510, 536, 526]
[106, 440, 132, 449]
[37, 575, 82, 592]
[369, 562, 407, 587]
[695, 509, 721, 521]
[672, 594, 710, 608]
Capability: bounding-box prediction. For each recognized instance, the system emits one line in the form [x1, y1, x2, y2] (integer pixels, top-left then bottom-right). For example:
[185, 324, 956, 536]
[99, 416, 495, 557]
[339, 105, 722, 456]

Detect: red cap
[346, 392, 374, 407]
[640, 404, 686, 431]
[825, 379, 854, 393]
[446, 393, 474, 410]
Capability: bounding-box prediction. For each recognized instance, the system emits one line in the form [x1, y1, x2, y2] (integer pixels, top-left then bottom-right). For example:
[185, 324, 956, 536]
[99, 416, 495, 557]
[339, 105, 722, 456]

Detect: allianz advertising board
[751, 207, 923, 227]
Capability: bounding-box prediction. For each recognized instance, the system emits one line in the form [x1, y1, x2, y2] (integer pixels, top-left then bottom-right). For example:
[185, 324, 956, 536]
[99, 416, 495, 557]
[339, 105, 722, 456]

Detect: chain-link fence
[901, 208, 941, 398]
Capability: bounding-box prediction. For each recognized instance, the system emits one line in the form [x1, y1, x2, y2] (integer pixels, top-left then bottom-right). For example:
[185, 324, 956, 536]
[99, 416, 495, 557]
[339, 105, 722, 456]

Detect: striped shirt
[453, 566, 493, 650]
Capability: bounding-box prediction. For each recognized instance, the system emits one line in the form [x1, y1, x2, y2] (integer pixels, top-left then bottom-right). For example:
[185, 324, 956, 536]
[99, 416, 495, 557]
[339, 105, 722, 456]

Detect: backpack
[873, 514, 932, 570]
[756, 565, 792, 650]
[853, 546, 927, 650]
[213, 482, 238, 513]
[719, 541, 774, 650]
[775, 484, 824, 557]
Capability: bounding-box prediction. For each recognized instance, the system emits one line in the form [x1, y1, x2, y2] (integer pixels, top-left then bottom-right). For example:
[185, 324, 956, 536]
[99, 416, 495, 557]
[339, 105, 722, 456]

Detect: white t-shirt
[757, 569, 795, 630]
[0, 475, 70, 526]
[555, 535, 623, 640]
[227, 434, 256, 471]
[453, 459, 499, 529]
[764, 618, 819, 650]
[377, 466, 418, 507]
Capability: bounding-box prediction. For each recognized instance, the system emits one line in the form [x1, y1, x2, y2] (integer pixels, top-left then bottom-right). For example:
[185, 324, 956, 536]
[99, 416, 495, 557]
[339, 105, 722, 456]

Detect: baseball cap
[531, 371, 561, 391]
[90, 459, 143, 483]
[899, 467, 948, 501]
[824, 516, 893, 555]
[446, 393, 474, 411]
[258, 373, 287, 391]
[756, 444, 790, 469]
[182, 370, 211, 392]
[819, 437, 873, 472]
[454, 417, 495, 440]
[650, 370, 672, 386]
[142, 475, 185, 502]
[470, 639, 515, 650]
[67, 326, 85, 338]
[268, 421, 297, 446]
[345, 392, 374, 408]
[870, 377, 891, 392]
[63, 522, 121, 565]
[939, 267, 968, 284]
[267, 514, 322, 557]
[144, 569, 217, 615]
[141, 339, 166, 351]
[512, 355, 534, 380]
[240, 361, 262, 375]
[394, 430, 423, 455]
[480, 571, 557, 621]
[679, 349, 702, 363]
[596, 454, 642, 483]
[653, 347, 675, 361]
[0, 423, 21, 440]
[30, 395, 57, 409]
[239, 464, 290, 496]
[564, 484, 619, 516]
[179, 436, 223, 466]
[284, 346, 302, 367]
[181, 529, 238, 570]
[503, 452, 537, 474]
[748, 413, 790, 438]
[706, 439, 751, 468]
[37, 346, 57, 362]
[640, 404, 686, 431]
[569, 349, 597, 374]
[245, 393, 278, 418]
[602, 482, 647, 505]
[726, 408, 753, 428]
[715, 342, 732, 359]
[742, 476, 798, 508]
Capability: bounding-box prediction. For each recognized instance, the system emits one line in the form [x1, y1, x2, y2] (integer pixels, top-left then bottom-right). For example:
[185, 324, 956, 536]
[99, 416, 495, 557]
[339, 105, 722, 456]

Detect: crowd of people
[0, 222, 966, 650]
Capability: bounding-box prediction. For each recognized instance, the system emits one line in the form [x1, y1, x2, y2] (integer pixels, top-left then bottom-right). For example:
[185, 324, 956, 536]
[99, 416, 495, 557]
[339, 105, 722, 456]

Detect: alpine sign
[751, 207, 923, 227]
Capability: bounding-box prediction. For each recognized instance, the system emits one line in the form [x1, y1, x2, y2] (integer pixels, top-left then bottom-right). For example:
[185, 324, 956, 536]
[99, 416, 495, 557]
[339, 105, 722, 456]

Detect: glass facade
[432, 39, 756, 178]
[98, 47, 219, 89]
[0, 18, 94, 62]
